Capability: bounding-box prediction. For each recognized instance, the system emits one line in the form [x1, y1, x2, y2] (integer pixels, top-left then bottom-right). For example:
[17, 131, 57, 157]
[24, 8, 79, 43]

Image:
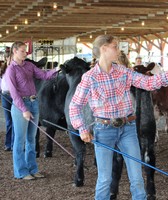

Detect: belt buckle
[111, 118, 125, 128]
[30, 95, 36, 101]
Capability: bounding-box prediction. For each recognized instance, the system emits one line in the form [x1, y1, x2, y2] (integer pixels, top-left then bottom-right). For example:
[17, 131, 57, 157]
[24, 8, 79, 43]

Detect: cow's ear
[60, 64, 70, 74]
[36, 57, 48, 68]
[146, 62, 155, 71]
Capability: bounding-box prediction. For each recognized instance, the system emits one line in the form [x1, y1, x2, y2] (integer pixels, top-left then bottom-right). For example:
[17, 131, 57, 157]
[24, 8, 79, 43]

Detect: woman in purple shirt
[6, 41, 57, 180]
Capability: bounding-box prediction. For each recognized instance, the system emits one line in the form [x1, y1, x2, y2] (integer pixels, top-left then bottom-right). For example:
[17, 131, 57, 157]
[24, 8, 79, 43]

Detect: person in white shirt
[0, 49, 14, 151]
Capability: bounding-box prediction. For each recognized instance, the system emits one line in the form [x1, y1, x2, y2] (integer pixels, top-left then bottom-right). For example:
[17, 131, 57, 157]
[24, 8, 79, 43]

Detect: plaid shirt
[69, 63, 168, 134]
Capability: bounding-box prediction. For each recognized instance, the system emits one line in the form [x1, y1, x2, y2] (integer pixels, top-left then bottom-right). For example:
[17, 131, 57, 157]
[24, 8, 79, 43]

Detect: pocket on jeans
[94, 122, 111, 130]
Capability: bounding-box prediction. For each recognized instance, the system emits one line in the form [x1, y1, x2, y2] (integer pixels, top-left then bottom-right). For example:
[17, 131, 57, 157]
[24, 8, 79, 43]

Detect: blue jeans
[11, 99, 39, 178]
[93, 120, 147, 200]
[1, 93, 14, 149]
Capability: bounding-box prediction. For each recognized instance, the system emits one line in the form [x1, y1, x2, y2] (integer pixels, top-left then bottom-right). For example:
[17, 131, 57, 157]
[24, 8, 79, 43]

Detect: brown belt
[95, 115, 136, 128]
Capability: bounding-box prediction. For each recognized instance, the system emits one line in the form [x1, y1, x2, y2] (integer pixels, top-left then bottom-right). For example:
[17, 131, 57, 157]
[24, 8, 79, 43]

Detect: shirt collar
[95, 62, 117, 74]
[11, 60, 26, 67]
[94, 62, 127, 79]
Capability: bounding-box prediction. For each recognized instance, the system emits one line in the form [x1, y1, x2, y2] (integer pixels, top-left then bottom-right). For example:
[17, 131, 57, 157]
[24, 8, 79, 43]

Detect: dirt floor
[0, 128, 168, 200]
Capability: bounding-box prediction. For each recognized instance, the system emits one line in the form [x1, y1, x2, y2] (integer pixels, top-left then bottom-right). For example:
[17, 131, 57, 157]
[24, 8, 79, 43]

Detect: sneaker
[32, 172, 45, 178]
[4, 147, 12, 151]
[22, 175, 35, 180]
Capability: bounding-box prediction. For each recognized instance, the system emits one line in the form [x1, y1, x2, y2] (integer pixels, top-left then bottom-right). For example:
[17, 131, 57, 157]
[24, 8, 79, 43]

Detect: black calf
[111, 87, 156, 200]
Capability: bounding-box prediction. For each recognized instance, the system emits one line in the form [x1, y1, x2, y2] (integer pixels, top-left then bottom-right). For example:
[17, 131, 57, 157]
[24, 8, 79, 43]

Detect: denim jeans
[93, 120, 147, 200]
[1, 93, 14, 149]
[11, 99, 39, 178]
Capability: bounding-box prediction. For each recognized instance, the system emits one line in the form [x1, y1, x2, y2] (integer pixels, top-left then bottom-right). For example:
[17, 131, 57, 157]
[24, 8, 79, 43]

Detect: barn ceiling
[0, 0, 168, 43]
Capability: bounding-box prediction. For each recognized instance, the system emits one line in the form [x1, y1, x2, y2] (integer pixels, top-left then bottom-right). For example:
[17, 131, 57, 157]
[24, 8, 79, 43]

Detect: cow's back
[37, 72, 69, 126]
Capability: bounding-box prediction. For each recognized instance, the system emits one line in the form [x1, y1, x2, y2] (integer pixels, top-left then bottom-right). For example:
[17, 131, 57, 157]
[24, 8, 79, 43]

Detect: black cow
[111, 86, 156, 200]
[108, 64, 157, 200]
[35, 70, 69, 157]
[28, 57, 69, 158]
[61, 59, 156, 199]
[60, 57, 93, 186]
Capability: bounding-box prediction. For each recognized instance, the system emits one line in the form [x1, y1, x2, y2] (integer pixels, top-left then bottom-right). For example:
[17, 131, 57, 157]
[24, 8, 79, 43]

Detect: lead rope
[43, 119, 168, 177]
[1, 92, 168, 176]
[0, 93, 74, 158]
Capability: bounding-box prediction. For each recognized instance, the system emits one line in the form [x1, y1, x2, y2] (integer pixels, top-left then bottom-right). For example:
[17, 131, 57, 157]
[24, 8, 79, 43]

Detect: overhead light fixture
[77, 38, 80, 42]
[0, 34, 2, 37]
[6, 29, 9, 34]
[121, 27, 124, 31]
[141, 21, 145, 26]
[37, 11, 41, 17]
[24, 19, 28, 24]
[53, 2, 57, 9]
[14, 25, 18, 30]
[90, 34, 92, 39]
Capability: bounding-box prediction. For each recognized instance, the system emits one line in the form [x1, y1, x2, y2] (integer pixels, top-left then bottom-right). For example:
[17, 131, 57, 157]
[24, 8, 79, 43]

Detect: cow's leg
[69, 132, 86, 187]
[44, 127, 56, 158]
[35, 126, 40, 158]
[110, 149, 124, 200]
[144, 146, 156, 200]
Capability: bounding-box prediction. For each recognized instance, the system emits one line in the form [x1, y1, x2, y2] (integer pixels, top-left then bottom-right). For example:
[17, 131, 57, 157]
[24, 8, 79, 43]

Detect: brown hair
[92, 35, 115, 58]
[0, 47, 11, 76]
[90, 58, 97, 68]
[9, 41, 26, 65]
[0, 61, 6, 77]
[118, 50, 131, 68]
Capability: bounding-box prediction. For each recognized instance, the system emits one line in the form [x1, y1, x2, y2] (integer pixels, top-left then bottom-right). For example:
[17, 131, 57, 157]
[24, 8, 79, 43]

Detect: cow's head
[60, 56, 90, 86]
[133, 62, 155, 75]
[61, 56, 90, 74]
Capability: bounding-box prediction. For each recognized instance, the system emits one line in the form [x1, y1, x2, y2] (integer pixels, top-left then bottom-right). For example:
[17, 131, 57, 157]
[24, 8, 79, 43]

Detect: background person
[135, 55, 142, 65]
[6, 41, 58, 180]
[69, 34, 168, 200]
[0, 49, 14, 151]
[118, 50, 132, 69]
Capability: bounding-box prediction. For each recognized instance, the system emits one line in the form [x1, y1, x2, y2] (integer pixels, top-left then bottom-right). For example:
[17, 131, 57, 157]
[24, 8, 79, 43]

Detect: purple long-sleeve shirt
[6, 60, 57, 112]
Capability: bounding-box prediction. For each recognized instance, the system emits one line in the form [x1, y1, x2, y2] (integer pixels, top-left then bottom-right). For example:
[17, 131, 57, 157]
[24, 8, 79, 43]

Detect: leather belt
[95, 115, 136, 128]
[22, 95, 37, 101]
